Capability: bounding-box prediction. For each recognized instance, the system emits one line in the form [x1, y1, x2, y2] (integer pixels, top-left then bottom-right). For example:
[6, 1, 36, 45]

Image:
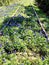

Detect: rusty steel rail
[32, 6, 49, 42]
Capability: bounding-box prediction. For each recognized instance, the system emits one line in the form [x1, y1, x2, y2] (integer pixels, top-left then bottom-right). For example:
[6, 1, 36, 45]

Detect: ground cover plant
[0, 0, 49, 65]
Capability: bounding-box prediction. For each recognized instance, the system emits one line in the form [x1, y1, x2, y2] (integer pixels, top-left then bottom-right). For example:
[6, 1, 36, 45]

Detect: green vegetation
[0, 0, 49, 65]
[0, 0, 19, 6]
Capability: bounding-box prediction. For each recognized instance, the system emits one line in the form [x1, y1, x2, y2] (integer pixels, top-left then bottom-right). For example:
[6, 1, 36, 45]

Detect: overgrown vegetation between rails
[0, 0, 49, 65]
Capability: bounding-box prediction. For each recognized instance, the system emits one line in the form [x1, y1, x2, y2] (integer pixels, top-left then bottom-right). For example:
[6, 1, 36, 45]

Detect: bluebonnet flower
[8, 52, 11, 54]
[13, 50, 16, 53]
[42, 56, 45, 61]
[40, 31, 42, 35]
[0, 44, 2, 48]
[16, 23, 21, 27]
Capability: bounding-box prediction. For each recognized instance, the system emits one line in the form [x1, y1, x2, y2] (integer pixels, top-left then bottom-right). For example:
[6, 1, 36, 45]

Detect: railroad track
[0, 4, 49, 42]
